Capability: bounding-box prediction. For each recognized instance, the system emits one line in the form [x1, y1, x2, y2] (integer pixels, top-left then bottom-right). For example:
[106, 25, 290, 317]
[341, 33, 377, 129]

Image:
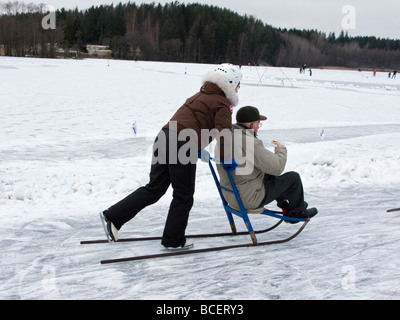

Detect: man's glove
[221, 158, 238, 172]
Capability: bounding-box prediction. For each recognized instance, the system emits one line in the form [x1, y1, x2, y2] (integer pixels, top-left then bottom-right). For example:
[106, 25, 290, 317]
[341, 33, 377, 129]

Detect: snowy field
[1, 56, 400, 300]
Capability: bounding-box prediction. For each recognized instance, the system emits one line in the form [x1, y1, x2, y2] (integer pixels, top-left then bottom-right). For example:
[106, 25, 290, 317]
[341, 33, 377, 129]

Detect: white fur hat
[201, 63, 242, 106]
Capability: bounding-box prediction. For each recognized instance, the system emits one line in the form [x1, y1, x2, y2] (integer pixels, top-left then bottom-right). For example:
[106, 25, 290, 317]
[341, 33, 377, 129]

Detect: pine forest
[1, 1, 399, 69]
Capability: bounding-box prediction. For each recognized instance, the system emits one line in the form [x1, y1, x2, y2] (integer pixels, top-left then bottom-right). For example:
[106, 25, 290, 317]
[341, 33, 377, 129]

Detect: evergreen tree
[0, 1, 399, 69]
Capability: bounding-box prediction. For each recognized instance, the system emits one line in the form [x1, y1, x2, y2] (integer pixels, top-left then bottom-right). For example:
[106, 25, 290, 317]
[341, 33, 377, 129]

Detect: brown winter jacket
[163, 71, 239, 161]
[217, 124, 287, 210]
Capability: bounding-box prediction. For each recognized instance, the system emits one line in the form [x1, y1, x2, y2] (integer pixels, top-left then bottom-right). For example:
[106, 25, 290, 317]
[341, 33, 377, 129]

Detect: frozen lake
[1, 57, 400, 300]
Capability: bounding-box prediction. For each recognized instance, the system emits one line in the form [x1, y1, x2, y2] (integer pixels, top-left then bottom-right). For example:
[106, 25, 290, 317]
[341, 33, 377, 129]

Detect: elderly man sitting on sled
[216, 106, 318, 221]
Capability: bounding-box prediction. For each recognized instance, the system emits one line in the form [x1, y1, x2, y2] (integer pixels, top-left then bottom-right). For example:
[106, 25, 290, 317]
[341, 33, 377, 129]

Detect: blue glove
[222, 158, 237, 172]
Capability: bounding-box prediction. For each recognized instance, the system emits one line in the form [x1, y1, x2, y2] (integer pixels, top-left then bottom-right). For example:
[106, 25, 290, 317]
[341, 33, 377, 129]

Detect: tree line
[1, 1, 399, 69]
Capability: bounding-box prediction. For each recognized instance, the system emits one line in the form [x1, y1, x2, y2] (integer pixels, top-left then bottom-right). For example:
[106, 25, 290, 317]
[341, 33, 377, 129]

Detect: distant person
[216, 106, 318, 222]
[101, 64, 242, 249]
[393, 70, 397, 79]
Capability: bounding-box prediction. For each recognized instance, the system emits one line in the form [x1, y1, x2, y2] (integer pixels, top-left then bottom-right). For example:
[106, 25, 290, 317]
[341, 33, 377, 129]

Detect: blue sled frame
[201, 150, 309, 245]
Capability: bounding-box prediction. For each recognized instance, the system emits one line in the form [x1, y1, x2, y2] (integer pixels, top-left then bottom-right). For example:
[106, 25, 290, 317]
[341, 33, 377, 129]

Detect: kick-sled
[202, 150, 309, 246]
[81, 150, 310, 263]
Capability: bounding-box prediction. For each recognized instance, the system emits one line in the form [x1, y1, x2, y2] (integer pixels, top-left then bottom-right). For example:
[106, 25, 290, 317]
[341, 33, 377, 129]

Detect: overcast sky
[25, 0, 400, 39]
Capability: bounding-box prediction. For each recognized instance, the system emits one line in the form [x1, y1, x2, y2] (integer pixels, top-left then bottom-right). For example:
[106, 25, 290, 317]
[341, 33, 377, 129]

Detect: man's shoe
[283, 207, 318, 223]
[305, 207, 318, 218]
[165, 238, 194, 251]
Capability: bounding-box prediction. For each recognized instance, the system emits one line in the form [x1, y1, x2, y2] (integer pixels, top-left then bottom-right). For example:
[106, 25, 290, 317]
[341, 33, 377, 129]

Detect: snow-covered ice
[1, 57, 400, 300]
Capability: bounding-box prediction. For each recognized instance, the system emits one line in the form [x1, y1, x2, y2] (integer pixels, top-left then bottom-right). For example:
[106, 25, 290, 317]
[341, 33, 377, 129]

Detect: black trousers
[260, 171, 306, 213]
[105, 129, 197, 247]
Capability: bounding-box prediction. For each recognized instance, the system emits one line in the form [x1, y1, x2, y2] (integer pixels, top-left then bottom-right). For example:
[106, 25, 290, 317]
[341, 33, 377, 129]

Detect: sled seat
[199, 150, 307, 245]
[230, 206, 264, 214]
